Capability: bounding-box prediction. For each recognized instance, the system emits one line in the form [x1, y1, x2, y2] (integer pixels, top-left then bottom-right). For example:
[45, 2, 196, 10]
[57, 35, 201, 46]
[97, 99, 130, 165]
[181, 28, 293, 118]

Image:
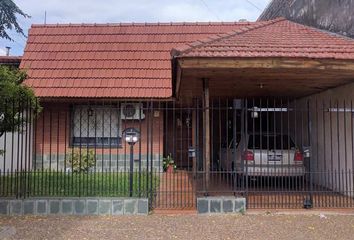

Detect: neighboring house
[259, 0, 354, 38]
[0, 56, 32, 173]
[2, 18, 354, 209]
[0, 56, 21, 67]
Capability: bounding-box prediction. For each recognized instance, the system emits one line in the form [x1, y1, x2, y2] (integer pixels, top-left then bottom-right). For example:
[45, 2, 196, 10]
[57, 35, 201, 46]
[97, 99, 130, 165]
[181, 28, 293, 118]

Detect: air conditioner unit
[121, 103, 145, 120]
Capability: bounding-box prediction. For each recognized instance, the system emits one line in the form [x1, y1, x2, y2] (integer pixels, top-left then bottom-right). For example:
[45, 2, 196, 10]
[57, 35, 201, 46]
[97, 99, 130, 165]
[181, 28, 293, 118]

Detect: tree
[0, 1, 38, 155]
[0, 66, 40, 141]
[0, 0, 30, 41]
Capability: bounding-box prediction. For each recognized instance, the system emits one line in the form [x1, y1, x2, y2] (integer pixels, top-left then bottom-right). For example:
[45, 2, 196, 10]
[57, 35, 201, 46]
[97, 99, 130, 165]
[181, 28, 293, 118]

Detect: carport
[170, 18, 354, 209]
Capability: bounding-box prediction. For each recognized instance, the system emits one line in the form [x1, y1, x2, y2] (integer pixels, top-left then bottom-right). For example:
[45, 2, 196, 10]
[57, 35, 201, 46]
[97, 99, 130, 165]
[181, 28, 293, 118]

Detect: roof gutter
[38, 97, 176, 103]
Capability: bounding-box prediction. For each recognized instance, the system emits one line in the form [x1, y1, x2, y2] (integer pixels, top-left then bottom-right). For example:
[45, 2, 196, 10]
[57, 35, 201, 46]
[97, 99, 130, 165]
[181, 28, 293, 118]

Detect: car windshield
[221, 133, 241, 149]
[247, 134, 296, 150]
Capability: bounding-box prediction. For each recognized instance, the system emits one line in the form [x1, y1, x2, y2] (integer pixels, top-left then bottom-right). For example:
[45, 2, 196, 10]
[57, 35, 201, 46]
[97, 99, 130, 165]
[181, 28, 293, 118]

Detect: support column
[192, 107, 197, 178]
[203, 78, 210, 193]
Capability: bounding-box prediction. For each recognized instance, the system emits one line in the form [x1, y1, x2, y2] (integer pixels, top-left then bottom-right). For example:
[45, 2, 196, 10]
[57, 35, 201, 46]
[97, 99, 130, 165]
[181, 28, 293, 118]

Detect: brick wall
[33, 102, 164, 171]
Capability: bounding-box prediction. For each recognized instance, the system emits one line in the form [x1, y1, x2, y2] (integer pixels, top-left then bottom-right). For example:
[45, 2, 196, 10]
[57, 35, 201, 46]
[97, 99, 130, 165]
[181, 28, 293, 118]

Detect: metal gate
[158, 97, 354, 209]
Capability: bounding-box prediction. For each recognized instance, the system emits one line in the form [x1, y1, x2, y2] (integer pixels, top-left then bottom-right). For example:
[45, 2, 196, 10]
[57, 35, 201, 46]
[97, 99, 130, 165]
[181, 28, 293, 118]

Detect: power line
[245, 0, 263, 12]
[5, 36, 25, 49]
[19, 35, 27, 43]
[12, 34, 26, 48]
[14, 39, 25, 48]
[199, 0, 222, 21]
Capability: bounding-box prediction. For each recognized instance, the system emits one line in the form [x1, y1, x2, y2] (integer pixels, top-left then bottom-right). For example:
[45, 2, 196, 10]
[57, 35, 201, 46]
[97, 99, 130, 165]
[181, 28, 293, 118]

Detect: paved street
[1, 212, 354, 240]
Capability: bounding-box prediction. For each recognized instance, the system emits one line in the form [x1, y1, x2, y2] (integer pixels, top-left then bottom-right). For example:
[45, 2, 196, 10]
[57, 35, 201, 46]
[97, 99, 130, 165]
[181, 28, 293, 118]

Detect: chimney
[5, 46, 11, 56]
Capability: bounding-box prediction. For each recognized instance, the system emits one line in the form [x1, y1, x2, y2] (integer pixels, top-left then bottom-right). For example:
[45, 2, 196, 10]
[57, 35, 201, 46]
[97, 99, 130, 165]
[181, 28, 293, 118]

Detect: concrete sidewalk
[1, 212, 354, 239]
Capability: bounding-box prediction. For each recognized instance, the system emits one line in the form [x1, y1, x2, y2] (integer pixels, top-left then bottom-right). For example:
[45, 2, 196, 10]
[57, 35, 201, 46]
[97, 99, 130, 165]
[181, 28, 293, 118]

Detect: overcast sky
[0, 0, 271, 56]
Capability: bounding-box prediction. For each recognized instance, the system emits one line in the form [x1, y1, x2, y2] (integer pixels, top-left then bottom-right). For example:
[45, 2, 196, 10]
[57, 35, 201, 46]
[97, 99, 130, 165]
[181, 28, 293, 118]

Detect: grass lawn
[0, 171, 159, 198]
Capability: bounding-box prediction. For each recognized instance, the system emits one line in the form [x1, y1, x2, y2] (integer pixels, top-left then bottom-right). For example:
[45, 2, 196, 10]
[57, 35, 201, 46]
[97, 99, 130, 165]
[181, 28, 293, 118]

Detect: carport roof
[171, 18, 354, 59]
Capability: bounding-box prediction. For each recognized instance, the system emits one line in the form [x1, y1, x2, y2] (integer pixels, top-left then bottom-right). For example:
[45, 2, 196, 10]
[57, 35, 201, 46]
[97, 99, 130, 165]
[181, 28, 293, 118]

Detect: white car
[219, 133, 306, 177]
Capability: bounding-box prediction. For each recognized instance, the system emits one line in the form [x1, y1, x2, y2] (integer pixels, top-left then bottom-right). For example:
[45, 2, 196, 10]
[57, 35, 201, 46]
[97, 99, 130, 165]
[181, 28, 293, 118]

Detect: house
[20, 21, 257, 172]
[2, 17, 354, 211]
[259, 0, 354, 38]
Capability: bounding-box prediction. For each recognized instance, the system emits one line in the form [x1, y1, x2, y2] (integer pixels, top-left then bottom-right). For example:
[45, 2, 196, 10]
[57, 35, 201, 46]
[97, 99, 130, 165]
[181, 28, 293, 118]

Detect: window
[71, 106, 122, 147]
[248, 134, 295, 150]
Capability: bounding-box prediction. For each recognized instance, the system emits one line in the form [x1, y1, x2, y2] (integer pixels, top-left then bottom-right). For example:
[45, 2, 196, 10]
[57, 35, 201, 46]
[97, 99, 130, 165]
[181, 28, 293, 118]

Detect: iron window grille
[71, 105, 122, 147]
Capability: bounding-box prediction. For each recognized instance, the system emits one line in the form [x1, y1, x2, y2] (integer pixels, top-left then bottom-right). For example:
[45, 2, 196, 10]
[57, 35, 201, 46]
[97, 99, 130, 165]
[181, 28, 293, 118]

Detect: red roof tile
[21, 22, 256, 98]
[23, 19, 354, 99]
[172, 18, 354, 59]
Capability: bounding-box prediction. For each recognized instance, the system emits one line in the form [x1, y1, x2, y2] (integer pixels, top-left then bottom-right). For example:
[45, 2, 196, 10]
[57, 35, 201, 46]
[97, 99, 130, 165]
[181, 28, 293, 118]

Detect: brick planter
[197, 197, 246, 214]
[0, 198, 149, 216]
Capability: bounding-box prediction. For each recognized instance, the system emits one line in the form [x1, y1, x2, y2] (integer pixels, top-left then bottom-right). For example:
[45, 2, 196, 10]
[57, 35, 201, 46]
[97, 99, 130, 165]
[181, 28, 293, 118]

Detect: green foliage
[66, 148, 96, 173]
[0, 171, 160, 197]
[163, 154, 176, 172]
[0, 66, 40, 139]
[0, 0, 30, 41]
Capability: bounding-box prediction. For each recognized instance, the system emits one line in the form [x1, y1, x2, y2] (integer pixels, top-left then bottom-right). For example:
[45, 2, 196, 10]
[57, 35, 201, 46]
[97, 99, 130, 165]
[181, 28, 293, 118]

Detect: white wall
[294, 83, 354, 196]
[0, 121, 33, 174]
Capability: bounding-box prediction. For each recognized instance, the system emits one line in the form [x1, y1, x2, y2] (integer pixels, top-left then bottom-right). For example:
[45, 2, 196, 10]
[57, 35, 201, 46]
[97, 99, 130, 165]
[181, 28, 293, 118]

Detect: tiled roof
[172, 18, 354, 59]
[21, 22, 257, 98]
[0, 56, 21, 65]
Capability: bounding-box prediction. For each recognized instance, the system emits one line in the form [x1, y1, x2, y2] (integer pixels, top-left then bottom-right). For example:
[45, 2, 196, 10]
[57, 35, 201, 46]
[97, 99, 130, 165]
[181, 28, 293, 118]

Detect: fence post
[202, 78, 210, 195]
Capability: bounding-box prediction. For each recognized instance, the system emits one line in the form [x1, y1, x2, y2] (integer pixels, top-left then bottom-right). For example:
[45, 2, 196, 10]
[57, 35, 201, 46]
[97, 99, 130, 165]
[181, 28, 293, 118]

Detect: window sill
[70, 143, 123, 149]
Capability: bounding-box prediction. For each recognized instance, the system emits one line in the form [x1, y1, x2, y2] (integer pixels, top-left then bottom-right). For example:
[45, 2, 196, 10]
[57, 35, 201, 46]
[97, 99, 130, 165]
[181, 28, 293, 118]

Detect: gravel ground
[1, 213, 354, 240]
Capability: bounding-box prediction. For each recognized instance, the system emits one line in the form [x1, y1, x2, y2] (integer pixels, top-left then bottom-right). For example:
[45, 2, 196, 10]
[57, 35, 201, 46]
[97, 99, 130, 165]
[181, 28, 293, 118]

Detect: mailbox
[303, 146, 311, 158]
[188, 147, 196, 158]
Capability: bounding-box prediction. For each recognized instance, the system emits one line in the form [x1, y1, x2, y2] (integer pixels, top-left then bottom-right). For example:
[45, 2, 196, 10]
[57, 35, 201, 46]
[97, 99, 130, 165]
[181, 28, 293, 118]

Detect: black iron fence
[1, 97, 354, 209]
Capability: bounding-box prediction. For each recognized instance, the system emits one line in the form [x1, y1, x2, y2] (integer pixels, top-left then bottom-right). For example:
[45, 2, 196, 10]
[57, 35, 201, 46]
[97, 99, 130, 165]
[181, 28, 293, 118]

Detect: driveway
[1, 212, 354, 240]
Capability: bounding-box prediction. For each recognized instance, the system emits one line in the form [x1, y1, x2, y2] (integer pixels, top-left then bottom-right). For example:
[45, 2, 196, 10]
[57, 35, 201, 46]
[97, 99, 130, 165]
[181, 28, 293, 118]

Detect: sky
[0, 0, 271, 56]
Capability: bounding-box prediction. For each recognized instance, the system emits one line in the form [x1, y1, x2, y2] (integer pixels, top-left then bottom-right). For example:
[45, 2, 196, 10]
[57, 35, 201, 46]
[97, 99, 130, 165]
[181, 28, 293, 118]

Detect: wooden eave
[173, 57, 354, 100]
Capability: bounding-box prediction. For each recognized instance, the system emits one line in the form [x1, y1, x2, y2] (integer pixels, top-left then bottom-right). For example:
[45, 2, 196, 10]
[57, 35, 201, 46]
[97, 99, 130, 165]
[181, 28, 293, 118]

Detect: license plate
[268, 155, 282, 161]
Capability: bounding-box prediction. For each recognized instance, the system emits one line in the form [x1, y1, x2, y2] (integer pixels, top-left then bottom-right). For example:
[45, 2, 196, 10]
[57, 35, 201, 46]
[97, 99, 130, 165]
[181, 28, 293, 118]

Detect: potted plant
[163, 154, 176, 173]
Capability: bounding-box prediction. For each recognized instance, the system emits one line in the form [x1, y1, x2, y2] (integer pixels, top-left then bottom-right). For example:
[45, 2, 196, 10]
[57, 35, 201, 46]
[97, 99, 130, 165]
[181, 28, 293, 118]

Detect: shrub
[65, 148, 96, 173]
